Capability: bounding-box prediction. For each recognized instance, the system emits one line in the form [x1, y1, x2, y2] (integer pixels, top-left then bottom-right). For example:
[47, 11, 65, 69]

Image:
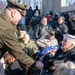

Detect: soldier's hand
[35, 61, 44, 70]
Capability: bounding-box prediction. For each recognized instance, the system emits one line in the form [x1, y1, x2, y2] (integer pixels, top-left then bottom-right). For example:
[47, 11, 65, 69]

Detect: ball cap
[6, 0, 25, 15]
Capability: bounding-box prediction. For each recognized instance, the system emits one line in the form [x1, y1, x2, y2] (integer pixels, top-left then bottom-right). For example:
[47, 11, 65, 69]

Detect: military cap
[63, 34, 75, 45]
[6, 0, 25, 15]
[63, 34, 75, 40]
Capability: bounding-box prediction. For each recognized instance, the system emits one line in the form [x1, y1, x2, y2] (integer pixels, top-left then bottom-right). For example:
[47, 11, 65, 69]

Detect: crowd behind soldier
[17, 6, 75, 75]
[26, 8, 75, 75]
[25, 5, 75, 38]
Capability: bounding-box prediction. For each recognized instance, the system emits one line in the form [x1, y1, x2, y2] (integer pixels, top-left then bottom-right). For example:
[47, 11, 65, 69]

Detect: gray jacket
[34, 24, 53, 40]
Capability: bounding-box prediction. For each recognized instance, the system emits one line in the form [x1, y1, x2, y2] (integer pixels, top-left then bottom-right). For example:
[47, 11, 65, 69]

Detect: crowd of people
[0, 0, 75, 75]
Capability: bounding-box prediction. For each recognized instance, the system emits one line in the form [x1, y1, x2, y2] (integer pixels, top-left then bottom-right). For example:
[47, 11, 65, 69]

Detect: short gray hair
[53, 61, 75, 75]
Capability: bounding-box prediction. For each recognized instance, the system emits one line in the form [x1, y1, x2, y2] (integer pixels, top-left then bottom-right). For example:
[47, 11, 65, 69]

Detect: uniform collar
[1, 13, 11, 23]
[0, 13, 14, 28]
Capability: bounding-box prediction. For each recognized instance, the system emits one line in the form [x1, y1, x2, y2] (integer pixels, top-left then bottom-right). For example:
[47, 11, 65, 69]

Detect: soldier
[0, 0, 44, 73]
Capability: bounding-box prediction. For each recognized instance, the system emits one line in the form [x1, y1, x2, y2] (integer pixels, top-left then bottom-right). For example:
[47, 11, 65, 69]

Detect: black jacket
[30, 16, 41, 30]
[43, 47, 75, 69]
[55, 23, 68, 42]
[54, 47, 75, 62]
[70, 20, 75, 30]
